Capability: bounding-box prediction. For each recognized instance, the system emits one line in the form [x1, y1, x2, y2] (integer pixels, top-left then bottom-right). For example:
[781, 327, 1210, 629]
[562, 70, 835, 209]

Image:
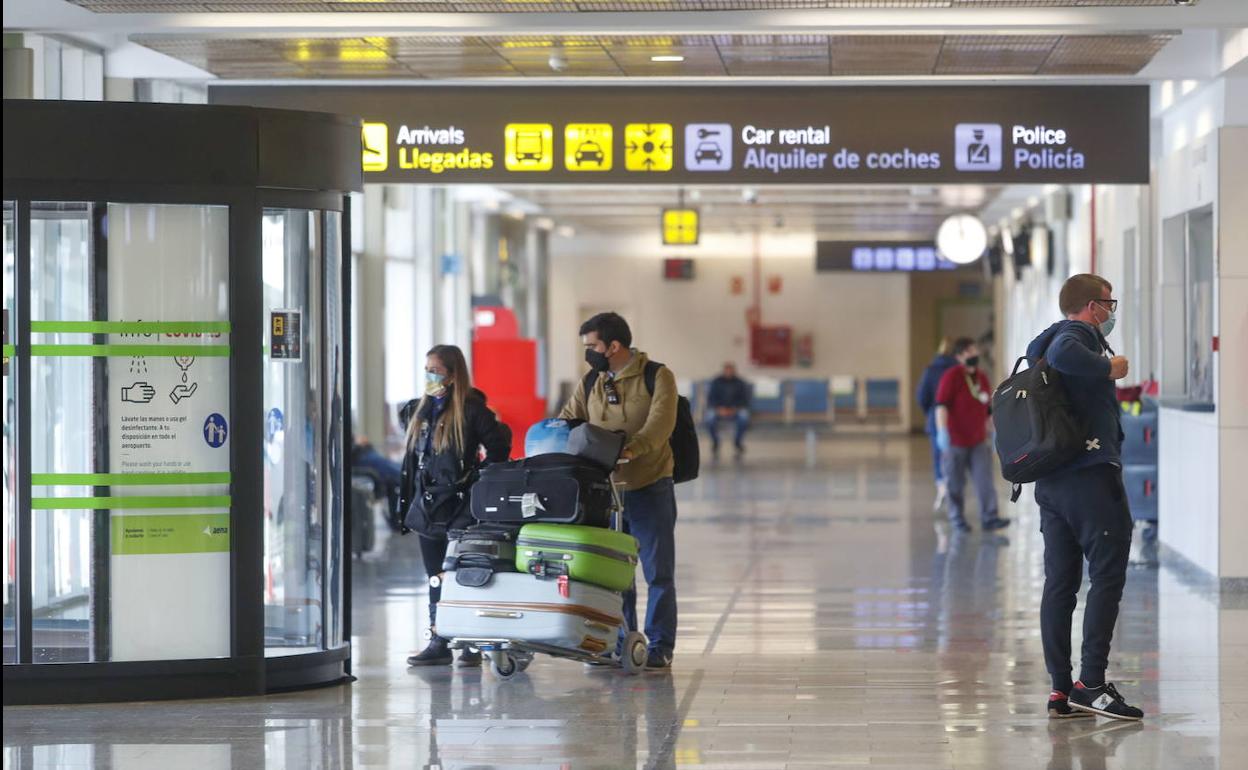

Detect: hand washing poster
[106, 204, 231, 662]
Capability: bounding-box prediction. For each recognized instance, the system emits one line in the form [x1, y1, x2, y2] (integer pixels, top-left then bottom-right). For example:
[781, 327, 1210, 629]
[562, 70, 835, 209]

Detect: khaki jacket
[559, 350, 677, 490]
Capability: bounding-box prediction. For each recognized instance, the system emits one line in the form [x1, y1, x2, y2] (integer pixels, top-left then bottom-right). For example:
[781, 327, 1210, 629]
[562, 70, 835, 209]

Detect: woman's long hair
[406, 344, 471, 455]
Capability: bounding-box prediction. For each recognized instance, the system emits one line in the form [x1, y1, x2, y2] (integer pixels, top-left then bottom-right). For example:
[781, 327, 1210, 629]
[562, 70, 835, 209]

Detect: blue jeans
[928, 433, 945, 483]
[621, 477, 678, 655]
[705, 410, 750, 450]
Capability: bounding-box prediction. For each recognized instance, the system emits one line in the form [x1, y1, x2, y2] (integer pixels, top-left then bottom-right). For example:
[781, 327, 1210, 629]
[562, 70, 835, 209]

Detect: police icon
[954, 123, 1003, 172]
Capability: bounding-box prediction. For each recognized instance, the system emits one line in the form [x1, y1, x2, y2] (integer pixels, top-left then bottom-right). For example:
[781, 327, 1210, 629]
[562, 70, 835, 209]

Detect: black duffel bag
[470, 453, 614, 527]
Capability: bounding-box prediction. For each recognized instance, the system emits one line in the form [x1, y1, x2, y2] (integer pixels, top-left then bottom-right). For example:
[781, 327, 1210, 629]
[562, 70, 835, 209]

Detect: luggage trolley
[438, 469, 648, 681]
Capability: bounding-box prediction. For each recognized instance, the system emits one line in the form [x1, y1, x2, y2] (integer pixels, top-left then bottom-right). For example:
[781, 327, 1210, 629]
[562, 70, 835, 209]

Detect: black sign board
[816, 241, 973, 272]
[212, 85, 1149, 184]
[270, 309, 302, 362]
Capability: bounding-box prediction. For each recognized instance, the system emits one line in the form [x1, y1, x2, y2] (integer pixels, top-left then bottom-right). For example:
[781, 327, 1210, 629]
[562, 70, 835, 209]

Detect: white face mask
[1093, 302, 1116, 337]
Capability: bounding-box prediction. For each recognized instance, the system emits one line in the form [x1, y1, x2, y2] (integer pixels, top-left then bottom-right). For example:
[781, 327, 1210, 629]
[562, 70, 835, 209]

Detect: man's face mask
[1093, 301, 1117, 337]
[964, 355, 980, 369]
[585, 342, 613, 372]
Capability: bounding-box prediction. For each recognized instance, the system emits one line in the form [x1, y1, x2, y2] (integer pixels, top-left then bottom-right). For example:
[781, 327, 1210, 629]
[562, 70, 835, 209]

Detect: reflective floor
[5, 436, 1247, 769]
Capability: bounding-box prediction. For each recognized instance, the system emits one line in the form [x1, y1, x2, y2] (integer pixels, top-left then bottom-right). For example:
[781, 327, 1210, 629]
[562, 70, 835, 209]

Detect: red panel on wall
[751, 325, 793, 367]
[473, 338, 545, 459]
[473, 306, 521, 341]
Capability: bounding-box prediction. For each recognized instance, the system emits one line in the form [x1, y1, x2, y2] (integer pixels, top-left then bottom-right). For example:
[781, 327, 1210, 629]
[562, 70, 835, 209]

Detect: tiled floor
[5, 436, 1247, 769]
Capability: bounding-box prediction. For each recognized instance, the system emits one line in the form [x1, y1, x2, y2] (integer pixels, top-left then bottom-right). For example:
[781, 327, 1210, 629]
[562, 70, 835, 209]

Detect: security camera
[548, 53, 569, 72]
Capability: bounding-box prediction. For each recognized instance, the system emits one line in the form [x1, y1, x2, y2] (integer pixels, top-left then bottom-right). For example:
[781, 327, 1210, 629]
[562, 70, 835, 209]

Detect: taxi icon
[575, 141, 605, 165]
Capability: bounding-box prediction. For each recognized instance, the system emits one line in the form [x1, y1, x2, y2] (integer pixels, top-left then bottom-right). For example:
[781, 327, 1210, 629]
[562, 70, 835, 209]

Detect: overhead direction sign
[212, 86, 1150, 184]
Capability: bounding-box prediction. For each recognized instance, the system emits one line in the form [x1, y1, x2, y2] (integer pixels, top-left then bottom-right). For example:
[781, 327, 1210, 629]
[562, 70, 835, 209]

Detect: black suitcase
[470, 453, 614, 527]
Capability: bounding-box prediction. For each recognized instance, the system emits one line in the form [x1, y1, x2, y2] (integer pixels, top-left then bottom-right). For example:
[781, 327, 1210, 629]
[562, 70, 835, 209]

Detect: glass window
[1186, 207, 1214, 404]
[3, 201, 15, 664]
[324, 211, 345, 651]
[263, 209, 326, 656]
[1160, 206, 1215, 405]
[29, 202, 231, 663]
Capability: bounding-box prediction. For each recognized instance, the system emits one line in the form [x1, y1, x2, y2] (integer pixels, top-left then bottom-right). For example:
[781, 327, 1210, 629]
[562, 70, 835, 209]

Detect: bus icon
[505, 124, 554, 171]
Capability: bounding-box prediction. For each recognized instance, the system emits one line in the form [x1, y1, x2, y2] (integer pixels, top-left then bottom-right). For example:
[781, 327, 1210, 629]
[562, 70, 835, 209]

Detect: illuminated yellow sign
[362, 122, 388, 172]
[625, 123, 674, 172]
[564, 123, 613, 171]
[505, 123, 554, 171]
[662, 208, 699, 245]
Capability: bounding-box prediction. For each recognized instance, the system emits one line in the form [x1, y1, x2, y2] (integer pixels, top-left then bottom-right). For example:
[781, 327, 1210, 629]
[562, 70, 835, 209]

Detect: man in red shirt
[935, 338, 1010, 534]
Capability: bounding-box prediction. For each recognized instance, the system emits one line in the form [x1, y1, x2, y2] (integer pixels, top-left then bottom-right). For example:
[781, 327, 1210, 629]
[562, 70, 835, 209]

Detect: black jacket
[707, 376, 752, 410]
[397, 388, 512, 537]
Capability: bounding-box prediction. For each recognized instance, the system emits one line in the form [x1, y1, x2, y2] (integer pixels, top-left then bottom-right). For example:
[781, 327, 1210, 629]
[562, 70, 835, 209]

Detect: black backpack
[990, 355, 1089, 501]
[584, 360, 700, 484]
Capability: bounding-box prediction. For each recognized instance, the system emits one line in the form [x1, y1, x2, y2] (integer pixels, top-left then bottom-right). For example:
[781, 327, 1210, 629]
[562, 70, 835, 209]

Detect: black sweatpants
[1036, 463, 1133, 689]
[419, 534, 451, 629]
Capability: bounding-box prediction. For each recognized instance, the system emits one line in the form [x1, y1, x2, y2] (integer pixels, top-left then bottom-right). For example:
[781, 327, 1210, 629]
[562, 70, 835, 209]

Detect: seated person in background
[705, 362, 752, 458]
[350, 435, 402, 521]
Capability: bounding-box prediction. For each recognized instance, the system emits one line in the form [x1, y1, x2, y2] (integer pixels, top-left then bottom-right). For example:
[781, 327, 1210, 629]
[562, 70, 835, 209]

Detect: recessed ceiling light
[650, 55, 685, 63]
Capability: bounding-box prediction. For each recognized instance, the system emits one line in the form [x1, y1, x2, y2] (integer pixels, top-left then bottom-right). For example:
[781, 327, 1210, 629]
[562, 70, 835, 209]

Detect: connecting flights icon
[624, 123, 674, 172]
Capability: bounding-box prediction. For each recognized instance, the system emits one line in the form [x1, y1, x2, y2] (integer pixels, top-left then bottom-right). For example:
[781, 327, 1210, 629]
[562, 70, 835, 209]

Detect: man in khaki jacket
[560, 312, 679, 670]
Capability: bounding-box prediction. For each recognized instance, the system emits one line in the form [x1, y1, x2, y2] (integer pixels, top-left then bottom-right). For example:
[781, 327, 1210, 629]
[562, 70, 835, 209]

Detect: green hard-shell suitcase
[515, 523, 639, 592]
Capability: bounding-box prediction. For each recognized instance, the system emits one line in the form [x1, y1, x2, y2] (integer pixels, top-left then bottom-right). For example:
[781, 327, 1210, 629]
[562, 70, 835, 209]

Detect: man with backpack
[1023, 274, 1143, 721]
[560, 312, 683, 670]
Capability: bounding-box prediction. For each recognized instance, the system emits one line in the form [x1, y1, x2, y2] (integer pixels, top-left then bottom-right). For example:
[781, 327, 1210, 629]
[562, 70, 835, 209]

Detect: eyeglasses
[1093, 299, 1119, 312]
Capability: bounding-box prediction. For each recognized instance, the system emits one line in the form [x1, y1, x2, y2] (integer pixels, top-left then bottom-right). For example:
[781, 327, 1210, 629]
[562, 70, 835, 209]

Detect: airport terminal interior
[3, 1, 1248, 768]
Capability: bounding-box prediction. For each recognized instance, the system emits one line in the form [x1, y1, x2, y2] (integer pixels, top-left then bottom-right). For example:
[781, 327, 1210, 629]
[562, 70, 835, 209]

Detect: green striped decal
[2, 344, 13, 357]
[32, 495, 230, 510]
[30, 344, 230, 357]
[32, 472, 231, 487]
[31, 321, 231, 334]
[111, 513, 230, 555]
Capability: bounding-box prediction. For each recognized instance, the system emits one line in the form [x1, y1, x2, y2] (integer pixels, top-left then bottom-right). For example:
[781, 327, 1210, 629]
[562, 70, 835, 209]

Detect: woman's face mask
[425, 371, 447, 397]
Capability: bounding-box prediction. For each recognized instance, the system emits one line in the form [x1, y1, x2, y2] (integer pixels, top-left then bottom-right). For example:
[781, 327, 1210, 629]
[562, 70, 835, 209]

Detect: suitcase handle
[527, 557, 570, 580]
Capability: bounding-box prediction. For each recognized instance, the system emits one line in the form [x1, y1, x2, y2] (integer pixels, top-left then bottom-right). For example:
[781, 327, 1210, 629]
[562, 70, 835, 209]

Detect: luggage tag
[557, 575, 570, 599]
[520, 492, 546, 519]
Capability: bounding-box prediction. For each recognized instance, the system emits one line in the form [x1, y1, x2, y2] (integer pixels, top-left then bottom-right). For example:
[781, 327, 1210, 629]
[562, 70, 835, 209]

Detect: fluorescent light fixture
[650, 55, 685, 63]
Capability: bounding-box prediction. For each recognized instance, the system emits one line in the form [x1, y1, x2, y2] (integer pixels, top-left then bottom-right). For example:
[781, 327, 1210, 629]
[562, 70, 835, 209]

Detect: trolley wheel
[490, 652, 519, 681]
[622, 632, 648, 676]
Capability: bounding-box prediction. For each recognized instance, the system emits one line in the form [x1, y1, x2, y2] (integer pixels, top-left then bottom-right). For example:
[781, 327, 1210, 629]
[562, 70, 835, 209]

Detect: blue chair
[831, 376, 859, 422]
[865, 378, 901, 423]
[789, 379, 831, 420]
[750, 380, 787, 424]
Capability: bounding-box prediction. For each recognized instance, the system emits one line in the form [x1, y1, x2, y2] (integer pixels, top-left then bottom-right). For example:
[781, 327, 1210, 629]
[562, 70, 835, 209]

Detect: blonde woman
[397, 344, 512, 667]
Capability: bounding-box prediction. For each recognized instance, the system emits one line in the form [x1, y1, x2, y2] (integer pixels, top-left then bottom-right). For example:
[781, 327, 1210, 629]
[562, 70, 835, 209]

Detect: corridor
[5, 436, 1245, 768]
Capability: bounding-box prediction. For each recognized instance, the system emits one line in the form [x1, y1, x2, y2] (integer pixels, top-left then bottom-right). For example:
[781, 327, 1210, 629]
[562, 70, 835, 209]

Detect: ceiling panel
[133, 32, 1176, 79]
[496, 184, 1005, 238]
[68, 0, 1198, 12]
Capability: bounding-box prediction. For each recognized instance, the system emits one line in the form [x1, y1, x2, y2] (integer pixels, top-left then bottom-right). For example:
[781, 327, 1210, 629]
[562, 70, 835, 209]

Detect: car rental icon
[694, 141, 723, 164]
[684, 123, 732, 171]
